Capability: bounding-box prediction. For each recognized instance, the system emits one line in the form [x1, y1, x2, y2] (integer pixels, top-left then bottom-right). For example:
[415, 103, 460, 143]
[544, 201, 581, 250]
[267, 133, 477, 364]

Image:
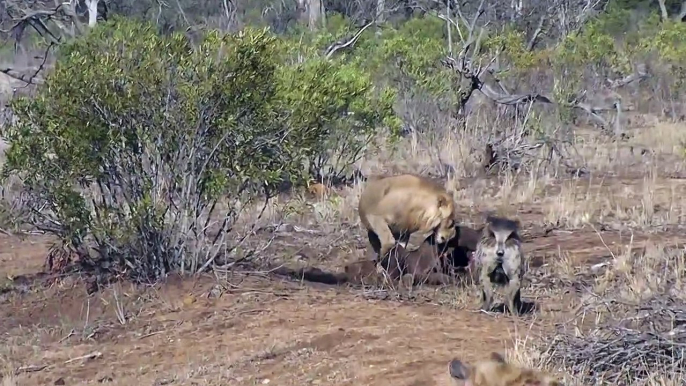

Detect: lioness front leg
[366, 214, 397, 260]
[404, 230, 433, 252]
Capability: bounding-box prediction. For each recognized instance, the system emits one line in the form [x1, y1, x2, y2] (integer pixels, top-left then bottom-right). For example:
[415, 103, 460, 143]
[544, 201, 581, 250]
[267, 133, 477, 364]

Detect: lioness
[449, 352, 563, 386]
[358, 174, 458, 261]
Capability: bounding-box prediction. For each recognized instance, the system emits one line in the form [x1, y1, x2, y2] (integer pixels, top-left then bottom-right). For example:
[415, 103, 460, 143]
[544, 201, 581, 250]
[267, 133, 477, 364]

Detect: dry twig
[545, 296, 686, 383]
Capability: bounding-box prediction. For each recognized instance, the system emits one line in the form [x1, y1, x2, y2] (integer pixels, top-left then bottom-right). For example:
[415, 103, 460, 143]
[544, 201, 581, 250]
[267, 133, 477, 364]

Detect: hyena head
[482, 216, 521, 260]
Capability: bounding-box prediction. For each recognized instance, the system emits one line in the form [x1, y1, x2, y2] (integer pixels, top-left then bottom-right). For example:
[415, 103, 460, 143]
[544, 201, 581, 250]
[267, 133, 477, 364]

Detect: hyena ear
[514, 219, 522, 229]
[448, 359, 471, 380]
[489, 352, 507, 363]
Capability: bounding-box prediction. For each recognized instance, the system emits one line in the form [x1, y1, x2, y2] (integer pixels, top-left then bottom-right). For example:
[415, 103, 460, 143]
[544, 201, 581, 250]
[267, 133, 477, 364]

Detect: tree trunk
[85, 0, 100, 27]
[678, 1, 686, 21]
[376, 0, 386, 24]
[308, 0, 325, 31]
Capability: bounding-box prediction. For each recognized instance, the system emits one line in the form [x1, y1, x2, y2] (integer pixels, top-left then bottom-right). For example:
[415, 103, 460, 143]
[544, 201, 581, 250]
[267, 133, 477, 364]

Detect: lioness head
[433, 194, 457, 244]
[449, 352, 563, 386]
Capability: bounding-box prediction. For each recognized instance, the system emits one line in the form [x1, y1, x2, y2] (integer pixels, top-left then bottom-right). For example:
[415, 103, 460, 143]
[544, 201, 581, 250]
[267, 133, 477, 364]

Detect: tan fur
[475, 216, 525, 315]
[307, 181, 330, 199]
[449, 352, 564, 386]
[358, 174, 458, 261]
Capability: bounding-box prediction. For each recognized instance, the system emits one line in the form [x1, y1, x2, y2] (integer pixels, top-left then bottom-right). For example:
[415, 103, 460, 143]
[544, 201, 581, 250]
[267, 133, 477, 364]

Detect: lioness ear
[449, 359, 471, 380]
[489, 352, 507, 363]
[437, 195, 451, 208]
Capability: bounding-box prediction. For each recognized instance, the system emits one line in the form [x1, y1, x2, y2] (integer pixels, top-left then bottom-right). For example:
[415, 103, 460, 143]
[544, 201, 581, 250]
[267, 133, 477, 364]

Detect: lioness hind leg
[366, 214, 396, 259]
[404, 230, 433, 252]
[366, 230, 382, 260]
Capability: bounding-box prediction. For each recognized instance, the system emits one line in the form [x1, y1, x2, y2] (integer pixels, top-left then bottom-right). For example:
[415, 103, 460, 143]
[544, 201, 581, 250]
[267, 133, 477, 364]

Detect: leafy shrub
[278, 57, 400, 182]
[644, 20, 686, 90]
[1, 17, 396, 282]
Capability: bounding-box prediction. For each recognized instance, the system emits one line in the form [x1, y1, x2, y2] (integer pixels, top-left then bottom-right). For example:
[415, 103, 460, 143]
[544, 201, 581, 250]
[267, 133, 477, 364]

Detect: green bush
[278, 58, 400, 182]
[1, 17, 397, 281]
[643, 20, 686, 91]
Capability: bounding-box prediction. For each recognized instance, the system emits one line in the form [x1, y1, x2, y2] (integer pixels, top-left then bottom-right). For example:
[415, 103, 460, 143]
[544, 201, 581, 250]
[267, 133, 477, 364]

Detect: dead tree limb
[441, 35, 646, 137]
[324, 20, 374, 59]
[1, 0, 102, 85]
[0, 42, 54, 86]
[655, 0, 686, 21]
[526, 14, 546, 51]
[679, 1, 686, 21]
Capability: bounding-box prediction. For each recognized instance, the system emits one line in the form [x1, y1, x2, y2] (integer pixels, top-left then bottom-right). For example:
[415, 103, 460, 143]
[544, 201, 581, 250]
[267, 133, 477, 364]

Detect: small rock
[54, 378, 65, 385]
[207, 285, 223, 299]
[275, 224, 294, 232]
[261, 379, 270, 384]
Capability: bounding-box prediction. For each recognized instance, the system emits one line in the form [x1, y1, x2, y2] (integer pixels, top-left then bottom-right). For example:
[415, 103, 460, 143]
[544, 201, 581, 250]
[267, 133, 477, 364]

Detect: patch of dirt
[0, 234, 55, 278]
[2, 272, 540, 386]
[0, 205, 683, 386]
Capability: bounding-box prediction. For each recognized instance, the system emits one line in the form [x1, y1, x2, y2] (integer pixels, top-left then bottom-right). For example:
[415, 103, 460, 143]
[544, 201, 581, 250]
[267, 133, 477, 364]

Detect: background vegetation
[1, 0, 686, 383]
[1, 0, 686, 285]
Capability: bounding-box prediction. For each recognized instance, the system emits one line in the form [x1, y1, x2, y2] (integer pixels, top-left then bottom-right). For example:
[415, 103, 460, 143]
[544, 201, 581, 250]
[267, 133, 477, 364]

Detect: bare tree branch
[324, 20, 374, 59]
[657, 0, 669, 21]
[526, 14, 546, 51]
[679, 1, 686, 21]
[0, 42, 54, 86]
[0, 0, 102, 86]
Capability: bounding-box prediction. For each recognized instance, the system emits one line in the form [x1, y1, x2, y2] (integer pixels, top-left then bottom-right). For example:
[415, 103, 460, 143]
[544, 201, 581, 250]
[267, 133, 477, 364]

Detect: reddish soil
[0, 212, 682, 385]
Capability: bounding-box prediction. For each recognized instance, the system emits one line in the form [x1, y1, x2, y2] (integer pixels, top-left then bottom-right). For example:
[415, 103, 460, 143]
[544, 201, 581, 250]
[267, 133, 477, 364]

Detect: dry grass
[2, 99, 686, 385]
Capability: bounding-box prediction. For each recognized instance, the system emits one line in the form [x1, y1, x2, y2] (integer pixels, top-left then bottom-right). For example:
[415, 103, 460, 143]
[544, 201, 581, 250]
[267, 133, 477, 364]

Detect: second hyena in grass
[449, 352, 563, 386]
[475, 216, 524, 315]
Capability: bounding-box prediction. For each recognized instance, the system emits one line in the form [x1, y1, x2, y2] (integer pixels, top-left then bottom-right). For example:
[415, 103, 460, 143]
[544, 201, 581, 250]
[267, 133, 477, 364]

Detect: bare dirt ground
[0, 118, 685, 386]
[1, 171, 685, 386]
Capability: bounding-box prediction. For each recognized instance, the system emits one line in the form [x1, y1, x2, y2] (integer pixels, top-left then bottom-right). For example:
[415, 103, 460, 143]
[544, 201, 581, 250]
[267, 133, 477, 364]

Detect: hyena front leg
[505, 280, 522, 315]
[480, 276, 495, 312]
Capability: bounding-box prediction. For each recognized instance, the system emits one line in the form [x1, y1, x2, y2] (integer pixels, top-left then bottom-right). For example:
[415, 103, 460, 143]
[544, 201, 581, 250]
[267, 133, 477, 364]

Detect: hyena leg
[480, 270, 495, 312]
[404, 230, 433, 252]
[366, 215, 396, 260]
[505, 281, 522, 315]
[400, 273, 415, 289]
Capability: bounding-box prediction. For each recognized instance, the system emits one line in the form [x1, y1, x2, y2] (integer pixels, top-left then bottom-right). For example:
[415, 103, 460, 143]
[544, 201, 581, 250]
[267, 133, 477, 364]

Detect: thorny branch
[545, 296, 686, 383]
[439, 3, 648, 135]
